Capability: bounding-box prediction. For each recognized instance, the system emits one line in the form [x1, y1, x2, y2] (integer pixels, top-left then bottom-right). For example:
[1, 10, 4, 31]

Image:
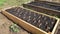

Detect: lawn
[0, 0, 33, 8]
[0, 0, 6, 6]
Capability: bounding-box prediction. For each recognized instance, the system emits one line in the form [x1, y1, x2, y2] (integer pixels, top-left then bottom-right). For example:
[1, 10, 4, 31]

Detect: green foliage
[0, 0, 6, 6]
[0, 0, 32, 8]
[9, 24, 20, 32]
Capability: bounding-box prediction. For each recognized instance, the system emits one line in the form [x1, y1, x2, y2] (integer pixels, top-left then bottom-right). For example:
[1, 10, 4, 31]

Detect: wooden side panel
[35, 0, 60, 3]
[51, 19, 60, 34]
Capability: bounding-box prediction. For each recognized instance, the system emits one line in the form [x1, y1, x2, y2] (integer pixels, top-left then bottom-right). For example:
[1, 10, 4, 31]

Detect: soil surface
[28, 1, 60, 11]
[6, 7, 57, 32]
[0, 13, 30, 34]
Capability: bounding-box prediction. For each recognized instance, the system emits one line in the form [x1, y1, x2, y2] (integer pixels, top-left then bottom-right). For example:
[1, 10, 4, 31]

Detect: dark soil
[27, 1, 60, 11]
[39, 1, 60, 5]
[6, 7, 57, 32]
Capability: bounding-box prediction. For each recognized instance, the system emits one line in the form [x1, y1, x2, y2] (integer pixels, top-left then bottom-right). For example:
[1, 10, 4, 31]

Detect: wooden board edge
[51, 19, 60, 34]
[1, 6, 17, 11]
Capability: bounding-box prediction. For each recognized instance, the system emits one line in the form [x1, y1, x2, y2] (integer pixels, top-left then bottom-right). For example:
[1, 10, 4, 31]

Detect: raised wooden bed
[23, 1, 60, 11]
[1, 6, 60, 34]
[23, 4, 60, 18]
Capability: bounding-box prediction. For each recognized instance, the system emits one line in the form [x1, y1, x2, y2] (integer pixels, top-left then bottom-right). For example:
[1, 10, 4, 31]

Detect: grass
[0, 0, 33, 8]
[0, 0, 6, 6]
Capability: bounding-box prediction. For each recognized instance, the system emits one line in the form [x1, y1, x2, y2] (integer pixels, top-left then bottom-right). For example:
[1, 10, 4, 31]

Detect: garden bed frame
[35, 0, 60, 5]
[1, 6, 60, 34]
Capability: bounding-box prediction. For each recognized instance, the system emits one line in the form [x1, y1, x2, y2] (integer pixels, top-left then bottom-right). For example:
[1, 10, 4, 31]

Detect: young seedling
[9, 24, 20, 32]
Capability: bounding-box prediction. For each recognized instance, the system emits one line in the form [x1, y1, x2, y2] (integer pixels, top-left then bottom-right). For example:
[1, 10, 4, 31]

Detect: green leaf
[9, 24, 20, 32]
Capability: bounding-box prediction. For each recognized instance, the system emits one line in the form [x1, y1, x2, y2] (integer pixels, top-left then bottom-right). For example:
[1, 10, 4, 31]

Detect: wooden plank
[35, 0, 60, 4]
[51, 19, 60, 34]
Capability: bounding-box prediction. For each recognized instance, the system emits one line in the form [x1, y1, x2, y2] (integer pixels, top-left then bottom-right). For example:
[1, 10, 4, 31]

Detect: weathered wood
[35, 0, 60, 3]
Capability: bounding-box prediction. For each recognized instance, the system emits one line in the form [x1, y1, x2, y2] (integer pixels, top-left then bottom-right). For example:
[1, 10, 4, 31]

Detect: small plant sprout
[9, 24, 20, 32]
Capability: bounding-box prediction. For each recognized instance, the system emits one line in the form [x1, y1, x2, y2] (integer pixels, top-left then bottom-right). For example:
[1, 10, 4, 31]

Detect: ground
[0, 13, 31, 34]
